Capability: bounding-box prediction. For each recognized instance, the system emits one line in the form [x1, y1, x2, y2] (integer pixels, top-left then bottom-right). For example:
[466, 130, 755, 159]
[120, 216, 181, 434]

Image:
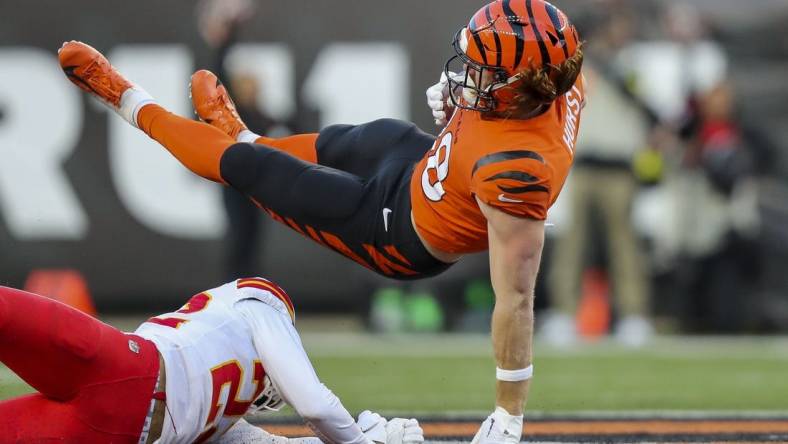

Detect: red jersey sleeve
[469, 152, 552, 220]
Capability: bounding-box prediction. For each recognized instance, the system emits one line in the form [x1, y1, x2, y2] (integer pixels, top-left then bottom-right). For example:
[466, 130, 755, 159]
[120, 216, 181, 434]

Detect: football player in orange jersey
[59, 1, 584, 441]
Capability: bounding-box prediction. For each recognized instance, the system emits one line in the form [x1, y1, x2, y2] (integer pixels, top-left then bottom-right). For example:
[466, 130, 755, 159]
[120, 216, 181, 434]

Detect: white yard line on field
[299, 332, 788, 360]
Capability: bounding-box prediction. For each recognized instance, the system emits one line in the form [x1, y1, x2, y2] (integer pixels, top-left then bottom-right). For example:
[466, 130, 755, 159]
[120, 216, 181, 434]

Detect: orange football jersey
[410, 78, 585, 254]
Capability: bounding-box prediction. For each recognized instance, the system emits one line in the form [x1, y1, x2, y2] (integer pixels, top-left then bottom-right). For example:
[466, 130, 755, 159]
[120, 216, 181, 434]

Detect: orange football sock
[254, 134, 319, 164]
[137, 104, 235, 183]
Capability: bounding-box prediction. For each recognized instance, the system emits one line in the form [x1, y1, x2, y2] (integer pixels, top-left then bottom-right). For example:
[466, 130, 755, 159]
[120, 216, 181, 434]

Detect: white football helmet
[250, 375, 286, 413]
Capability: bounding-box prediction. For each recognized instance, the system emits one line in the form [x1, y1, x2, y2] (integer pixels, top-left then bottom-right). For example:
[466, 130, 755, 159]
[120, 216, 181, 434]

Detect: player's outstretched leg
[191, 69, 320, 163]
[191, 70, 432, 178]
[0, 286, 158, 399]
[0, 286, 160, 441]
[0, 286, 105, 400]
[0, 394, 101, 443]
[58, 41, 236, 183]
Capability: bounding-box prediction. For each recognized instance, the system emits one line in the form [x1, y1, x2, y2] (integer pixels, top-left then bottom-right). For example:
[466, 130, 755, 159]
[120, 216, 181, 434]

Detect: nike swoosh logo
[498, 194, 524, 203]
[63, 65, 101, 97]
[382, 208, 393, 232]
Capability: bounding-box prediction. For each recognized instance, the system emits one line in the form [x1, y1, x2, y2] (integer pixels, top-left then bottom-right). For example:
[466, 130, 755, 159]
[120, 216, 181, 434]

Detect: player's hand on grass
[357, 410, 387, 444]
[471, 407, 523, 444]
[385, 418, 425, 444]
[426, 71, 461, 126]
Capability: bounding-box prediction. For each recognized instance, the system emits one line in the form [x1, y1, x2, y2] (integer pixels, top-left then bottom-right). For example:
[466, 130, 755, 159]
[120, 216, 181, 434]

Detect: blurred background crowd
[2, 0, 788, 344]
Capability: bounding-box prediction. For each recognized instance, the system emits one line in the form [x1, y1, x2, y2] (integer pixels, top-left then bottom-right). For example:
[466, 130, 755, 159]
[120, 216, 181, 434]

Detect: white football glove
[357, 410, 387, 444]
[470, 407, 523, 444]
[385, 418, 425, 444]
[426, 71, 463, 126]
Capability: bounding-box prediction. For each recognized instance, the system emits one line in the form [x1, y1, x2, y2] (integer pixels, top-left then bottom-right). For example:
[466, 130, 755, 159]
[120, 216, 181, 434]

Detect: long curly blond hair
[485, 47, 584, 120]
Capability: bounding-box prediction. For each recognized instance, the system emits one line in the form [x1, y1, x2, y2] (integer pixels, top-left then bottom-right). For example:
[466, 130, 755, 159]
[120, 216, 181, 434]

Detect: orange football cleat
[58, 40, 154, 127]
[190, 70, 248, 140]
[58, 41, 132, 109]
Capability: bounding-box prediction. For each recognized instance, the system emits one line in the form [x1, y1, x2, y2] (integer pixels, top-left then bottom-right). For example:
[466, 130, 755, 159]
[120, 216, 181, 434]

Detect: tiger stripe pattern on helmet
[445, 0, 581, 112]
[484, 6, 503, 66]
[464, 0, 580, 72]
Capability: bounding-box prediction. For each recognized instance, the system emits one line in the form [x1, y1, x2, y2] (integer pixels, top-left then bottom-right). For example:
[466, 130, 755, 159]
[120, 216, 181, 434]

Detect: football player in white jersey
[0, 279, 423, 444]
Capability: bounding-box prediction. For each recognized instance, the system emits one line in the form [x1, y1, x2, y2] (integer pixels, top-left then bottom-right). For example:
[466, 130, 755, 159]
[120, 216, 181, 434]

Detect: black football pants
[219, 119, 453, 280]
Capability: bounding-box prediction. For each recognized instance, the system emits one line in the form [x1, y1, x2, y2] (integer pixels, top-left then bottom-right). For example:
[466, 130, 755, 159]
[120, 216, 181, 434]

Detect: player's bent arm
[235, 301, 370, 444]
[478, 199, 545, 416]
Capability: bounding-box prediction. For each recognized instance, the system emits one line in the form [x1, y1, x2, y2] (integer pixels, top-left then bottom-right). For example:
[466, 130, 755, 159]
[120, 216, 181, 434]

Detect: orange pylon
[575, 268, 610, 339]
[24, 269, 97, 317]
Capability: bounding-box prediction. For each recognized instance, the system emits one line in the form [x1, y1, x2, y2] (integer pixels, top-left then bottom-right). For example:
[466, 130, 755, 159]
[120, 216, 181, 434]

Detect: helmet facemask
[444, 28, 523, 113]
[250, 375, 286, 413]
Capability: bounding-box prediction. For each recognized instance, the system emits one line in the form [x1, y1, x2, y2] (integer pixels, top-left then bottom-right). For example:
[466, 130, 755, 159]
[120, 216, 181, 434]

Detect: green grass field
[307, 334, 788, 413]
[3, 333, 787, 414]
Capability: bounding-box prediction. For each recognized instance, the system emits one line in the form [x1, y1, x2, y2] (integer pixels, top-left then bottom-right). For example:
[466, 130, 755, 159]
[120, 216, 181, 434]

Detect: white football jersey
[134, 278, 296, 443]
[136, 278, 366, 444]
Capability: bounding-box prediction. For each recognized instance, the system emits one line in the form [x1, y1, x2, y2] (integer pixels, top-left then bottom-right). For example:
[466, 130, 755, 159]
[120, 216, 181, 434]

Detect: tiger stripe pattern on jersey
[257, 205, 419, 279]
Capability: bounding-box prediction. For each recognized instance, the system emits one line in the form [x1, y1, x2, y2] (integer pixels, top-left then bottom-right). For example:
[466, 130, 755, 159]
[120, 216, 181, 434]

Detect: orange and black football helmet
[446, 0, 581, 112]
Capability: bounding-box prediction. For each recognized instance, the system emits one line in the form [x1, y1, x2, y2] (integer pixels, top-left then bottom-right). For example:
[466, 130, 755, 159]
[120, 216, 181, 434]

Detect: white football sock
[118, 86, 156, 128]
[237, 129, 261, 144]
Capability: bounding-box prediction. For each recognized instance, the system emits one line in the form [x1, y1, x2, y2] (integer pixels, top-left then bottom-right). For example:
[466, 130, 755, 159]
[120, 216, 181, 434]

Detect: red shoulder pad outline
[237, 278, 295, 323]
